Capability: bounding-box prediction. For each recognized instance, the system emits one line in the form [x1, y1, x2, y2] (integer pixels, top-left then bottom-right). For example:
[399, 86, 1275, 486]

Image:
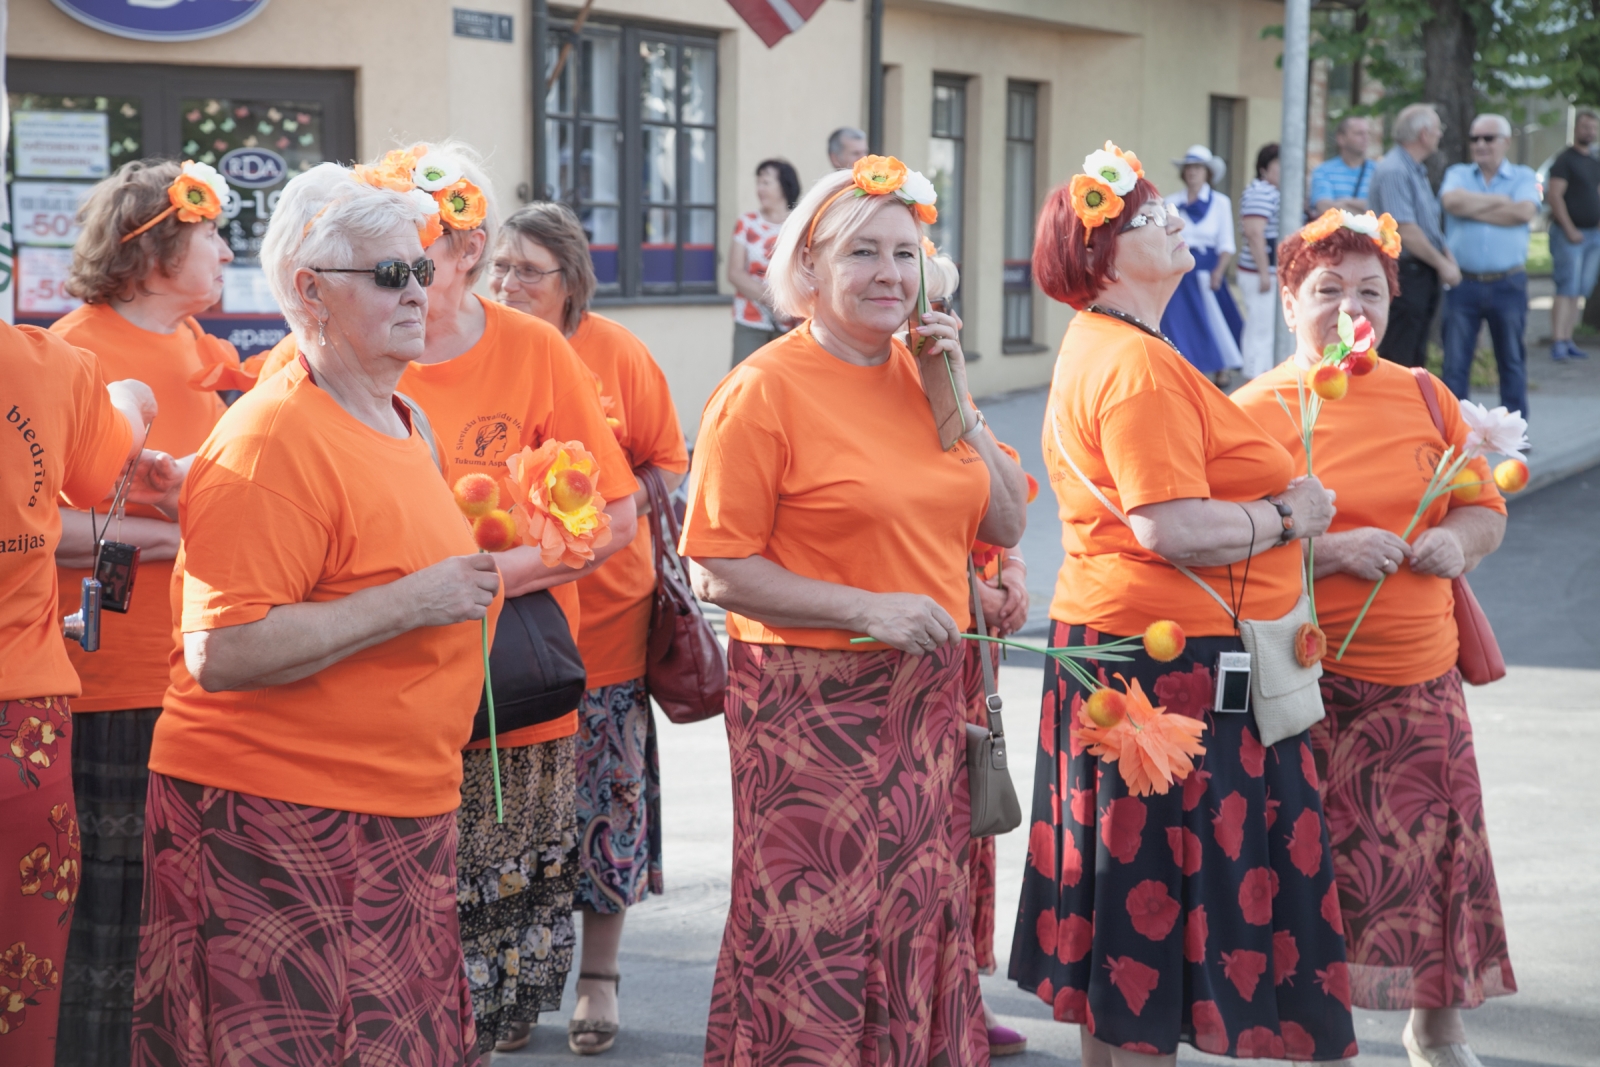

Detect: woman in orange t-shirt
[48, 159, 244, 1063]
[681, 159, 1030, 1067]
[490, 202, 686, 1054]
[134, 167, 503, 1065]
[1011, 147, 1356, 1066]
[1233, 217, 1514, 1063]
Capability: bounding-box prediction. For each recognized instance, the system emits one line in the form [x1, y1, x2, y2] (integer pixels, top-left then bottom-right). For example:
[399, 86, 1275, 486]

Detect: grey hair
[1393, 103, 1441, 145]
[828, 126, 866, 159]
[496, 201, 596, 335]
[1472, 113, 1513, 138]
[396, 139, 500, 285]
[260, 162, 429, 345]
[924, 254, 960, 303]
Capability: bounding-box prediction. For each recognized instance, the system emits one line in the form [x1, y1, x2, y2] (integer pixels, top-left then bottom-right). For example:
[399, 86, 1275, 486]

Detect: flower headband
[119, 160, 229, 244]
[805, 155, 938, 249]
[1300, 208, 1402, 259]
[1069, 141, 1145, 245]
[354, 144, 488, 248]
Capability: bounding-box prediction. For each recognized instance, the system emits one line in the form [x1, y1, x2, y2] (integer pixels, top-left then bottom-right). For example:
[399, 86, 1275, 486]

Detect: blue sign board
[218, 147, 287, 189]
[50, 0, 272, 43]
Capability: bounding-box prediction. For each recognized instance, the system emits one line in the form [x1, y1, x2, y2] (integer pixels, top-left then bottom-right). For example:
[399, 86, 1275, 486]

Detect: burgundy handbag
[1411, 369, 1507, 686]
[640, 467, 729, 723]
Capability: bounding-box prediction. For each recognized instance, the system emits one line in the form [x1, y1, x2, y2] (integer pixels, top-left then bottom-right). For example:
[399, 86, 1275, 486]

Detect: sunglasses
[1470, 134, 1503, 144]
[312, 257, 435, 289]
[1119, 201, 1172, 233]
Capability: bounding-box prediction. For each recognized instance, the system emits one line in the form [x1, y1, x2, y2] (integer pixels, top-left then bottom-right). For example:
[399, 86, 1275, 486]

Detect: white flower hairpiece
[412, 154, 463, 193]
[1082, 147, 1139, 196]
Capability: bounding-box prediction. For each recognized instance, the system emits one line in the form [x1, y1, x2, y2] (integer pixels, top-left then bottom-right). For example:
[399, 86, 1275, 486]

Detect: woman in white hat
[1160, 144, 1244, 384]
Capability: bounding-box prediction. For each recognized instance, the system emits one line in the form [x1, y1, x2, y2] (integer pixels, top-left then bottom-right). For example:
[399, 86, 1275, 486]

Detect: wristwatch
[1265, 495, 1295, 545]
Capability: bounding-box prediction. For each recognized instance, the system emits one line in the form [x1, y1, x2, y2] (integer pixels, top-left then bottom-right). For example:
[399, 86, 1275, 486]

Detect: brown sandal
[568, 973, 621, 1056]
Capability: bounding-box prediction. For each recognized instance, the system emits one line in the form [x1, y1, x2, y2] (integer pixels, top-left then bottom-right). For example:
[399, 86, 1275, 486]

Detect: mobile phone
[95, 540, 140, 614]
[63, 578, 102, 652]
[1214, 652, 1252, 713]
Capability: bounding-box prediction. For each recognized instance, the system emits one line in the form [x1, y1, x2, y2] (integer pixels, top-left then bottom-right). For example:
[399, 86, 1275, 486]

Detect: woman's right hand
[1281, 476, 1337, 541]
[858, 592, 962, 655]
[1315, 527, 1413, 581]
[405, 554, 502, 627]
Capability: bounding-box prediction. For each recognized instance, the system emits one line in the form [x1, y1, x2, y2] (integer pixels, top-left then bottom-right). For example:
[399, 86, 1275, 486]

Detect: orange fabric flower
[1301, 208, 1345, 244]
[852, 155, 908, 196]
[914, 202, 938, 225]
[436, 179, 488, 230]
[1377, 212, 1402, 259]
[1069, 174, 1124, 243]
[503, 440, 614, 569]
[168, 173, 223, 224]
[418, 212, 445, 248]
[1112, 143, 1145, 180]
[355, 147, 422, 193]
[1072, 677, 1207, 797]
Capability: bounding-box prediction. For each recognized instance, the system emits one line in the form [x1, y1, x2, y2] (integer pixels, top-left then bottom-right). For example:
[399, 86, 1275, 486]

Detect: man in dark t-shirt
[1547, 109, 1600, 360]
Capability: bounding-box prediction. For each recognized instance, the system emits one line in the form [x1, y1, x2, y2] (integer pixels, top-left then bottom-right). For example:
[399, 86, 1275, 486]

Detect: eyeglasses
[490, 260, 563, 285]
[1470, 134, 1504, 144]
[312, 257, 434, 288]
[1119, 201, 1172, 233]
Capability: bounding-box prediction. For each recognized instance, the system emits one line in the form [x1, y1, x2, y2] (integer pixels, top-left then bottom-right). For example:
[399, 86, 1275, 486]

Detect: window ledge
[593, 293, 733, 308]
[1003, 341, 1051, 355]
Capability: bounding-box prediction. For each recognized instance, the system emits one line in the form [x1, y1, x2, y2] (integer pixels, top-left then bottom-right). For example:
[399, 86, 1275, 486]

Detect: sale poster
[16, 246, 83, 315]
[14, 111, 111, 179]
[11, 182, 94, 247]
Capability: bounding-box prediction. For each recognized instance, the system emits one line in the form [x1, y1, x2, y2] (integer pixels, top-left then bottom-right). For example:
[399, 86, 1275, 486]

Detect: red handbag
[1411, 369, 1507, 686]
[640, 467, 729, 723]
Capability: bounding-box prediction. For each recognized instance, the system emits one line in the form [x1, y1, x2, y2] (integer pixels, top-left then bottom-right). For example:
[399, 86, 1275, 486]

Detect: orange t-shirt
[1232, 359, 1507, 686]
[50, 305, 232, 711]
[569, 313, 688, 688]
[152, 362, 502, 817]
[1, 324, 133, 702]
[680, 324, 991, 650]
[255, 332, 298, 382]
[1045, 310, 1302, 637]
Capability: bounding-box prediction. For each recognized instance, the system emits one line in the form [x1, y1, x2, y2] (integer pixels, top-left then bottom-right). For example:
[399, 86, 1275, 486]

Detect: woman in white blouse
[1159, 145, 1244, 383]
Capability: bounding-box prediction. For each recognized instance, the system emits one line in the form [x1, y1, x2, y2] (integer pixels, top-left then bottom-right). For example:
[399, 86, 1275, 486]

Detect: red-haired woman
[1234, 213, 1514, 1067]
[1010, 144, 1356, 1065]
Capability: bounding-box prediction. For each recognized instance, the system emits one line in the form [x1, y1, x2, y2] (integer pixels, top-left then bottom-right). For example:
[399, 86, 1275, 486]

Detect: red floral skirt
[704, 641, 987, 1067]
[1313, 668, 1517, 1010]
[0, 696, 78, 1066]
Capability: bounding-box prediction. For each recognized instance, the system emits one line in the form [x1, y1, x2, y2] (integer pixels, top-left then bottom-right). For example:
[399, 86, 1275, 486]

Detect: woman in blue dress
[1161, 145, 1244, 383]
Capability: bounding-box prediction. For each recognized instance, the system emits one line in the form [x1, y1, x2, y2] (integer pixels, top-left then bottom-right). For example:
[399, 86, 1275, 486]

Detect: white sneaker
[1403, 1022, 1484, 1067]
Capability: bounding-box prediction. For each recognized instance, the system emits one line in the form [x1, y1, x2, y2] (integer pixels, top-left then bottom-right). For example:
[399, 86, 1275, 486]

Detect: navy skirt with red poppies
[1008, 623, 1358, 1060]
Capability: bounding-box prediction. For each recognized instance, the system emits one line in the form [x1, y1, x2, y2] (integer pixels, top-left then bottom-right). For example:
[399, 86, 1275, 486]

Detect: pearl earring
[317, 318, 328, 347]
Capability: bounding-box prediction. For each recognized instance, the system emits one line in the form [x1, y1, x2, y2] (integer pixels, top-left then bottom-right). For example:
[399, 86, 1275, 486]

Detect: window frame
[928, 73, 969, 324]
[1002, 80, 1040, 351]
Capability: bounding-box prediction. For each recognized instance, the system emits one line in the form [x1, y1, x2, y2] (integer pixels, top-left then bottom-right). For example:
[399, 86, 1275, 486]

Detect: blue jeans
[1442, 272, 1529, 417]
[1548, 225, 1600, 297]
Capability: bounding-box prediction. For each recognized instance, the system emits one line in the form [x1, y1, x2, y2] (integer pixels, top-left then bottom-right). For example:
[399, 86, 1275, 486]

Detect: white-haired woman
[251, 143, 638, 1056]
[681, 157, 1029, 1065]
[132, 163, 503, 1064]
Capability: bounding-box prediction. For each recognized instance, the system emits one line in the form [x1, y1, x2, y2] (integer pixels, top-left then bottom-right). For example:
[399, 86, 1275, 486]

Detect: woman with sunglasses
[1010, 144, 1355, 1066]
[490, 202, 687, 1056]
[131, 164, 504, 1064]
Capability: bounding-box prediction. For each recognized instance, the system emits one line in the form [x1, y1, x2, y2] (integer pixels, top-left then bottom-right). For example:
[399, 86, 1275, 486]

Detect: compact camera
[1213, 651, 1253, 714]
[63, 578, 102, 652]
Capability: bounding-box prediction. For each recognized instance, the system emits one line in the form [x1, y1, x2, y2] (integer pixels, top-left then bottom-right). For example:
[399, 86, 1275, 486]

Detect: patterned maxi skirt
[1313, 668, 1517, 1010]
[456, 739, 578, 1054]
[131, 772, 476, 1065]
[58, 705, 161, 1067]
[574, 677, 664, 912]
[962, 640, 999, 973]
[1010, 624, 1358, 1060]
[704, 641, 988, 1067]
[0, 696, 78, 1067]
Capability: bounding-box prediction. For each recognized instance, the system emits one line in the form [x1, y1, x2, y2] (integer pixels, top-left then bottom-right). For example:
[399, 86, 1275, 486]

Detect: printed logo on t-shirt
[1414, 442, 1444, 484]
[7, 404, 48, 507]
[455, 413, 525, 466]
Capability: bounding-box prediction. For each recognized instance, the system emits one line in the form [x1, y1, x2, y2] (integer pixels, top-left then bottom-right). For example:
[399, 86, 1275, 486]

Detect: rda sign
[50, 0, 272, 42]
[218, 148, 287, 190]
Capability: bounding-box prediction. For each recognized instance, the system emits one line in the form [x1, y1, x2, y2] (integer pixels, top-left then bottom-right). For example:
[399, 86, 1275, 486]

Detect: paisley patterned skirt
[1313, 669, 1517, 1010]
[131, 773, 476, 1066]
[1010, 623, 1357, 1061]
[0, 696, 77, 1067]
[574, 678, 664, 912]
[704, 641, 987, 1067]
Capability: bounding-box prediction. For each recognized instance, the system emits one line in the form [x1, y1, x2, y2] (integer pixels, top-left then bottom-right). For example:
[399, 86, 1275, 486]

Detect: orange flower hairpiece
[1301, 208, 1402, 260]
[353, 144, 487, 248]
[502, 440, 614, 569]
[119, 161, 229, 244]
[1071, 140, 1143, 244]
[805, 154, 939, 249]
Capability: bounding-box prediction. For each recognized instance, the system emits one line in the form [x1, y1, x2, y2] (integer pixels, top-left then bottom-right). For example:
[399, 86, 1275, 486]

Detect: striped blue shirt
[1310, 156, 1374, 207]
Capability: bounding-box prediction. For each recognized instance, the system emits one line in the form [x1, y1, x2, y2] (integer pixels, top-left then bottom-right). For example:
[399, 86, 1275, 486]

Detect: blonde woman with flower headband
[1012, 142, 1355, 1066]
[680, 156, 1029, 1066]
[1234, 211, 1515, 1067]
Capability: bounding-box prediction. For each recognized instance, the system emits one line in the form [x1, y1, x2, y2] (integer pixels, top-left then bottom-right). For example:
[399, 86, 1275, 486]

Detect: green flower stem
[481, 615, 503, 824]
[850, 632, 1139, 692]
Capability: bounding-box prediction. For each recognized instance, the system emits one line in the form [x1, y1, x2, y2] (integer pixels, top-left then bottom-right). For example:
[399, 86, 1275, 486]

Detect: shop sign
[218, 147, 287, 189]
[11, 182, 93, 247]
[13, 111, 109, 179]
[50, 0, 271, 42]
[16, 247, 82, 315]
[453, 8, 513, 41]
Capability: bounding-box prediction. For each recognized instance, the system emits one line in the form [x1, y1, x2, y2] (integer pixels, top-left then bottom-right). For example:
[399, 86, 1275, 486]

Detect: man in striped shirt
[1311, 116, 1374, 215]
[1238, 143, 1281, 380]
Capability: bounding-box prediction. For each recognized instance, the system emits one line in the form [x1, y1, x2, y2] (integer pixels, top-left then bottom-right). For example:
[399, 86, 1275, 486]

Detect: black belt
[1458, 269, 1526, 283]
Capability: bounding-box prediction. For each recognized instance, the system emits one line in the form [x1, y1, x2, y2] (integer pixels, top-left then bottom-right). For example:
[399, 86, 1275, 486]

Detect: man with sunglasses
[1439, 113, 1540, 420]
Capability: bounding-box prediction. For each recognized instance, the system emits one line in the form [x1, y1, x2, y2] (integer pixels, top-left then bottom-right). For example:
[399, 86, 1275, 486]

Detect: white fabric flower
[407, 187, 441, 216]
[1342, 211, 1380, 237]
[412, 157, 463, 193]
[181, 159, 230, 205]
[1459, 399, 1530, 459]
[1083, 148, 1137, 196]
[898, 168, 937, 206]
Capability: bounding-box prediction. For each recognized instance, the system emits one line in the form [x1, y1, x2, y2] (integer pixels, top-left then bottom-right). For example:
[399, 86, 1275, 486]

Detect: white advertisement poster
[11, 181, 92, 247]
[14, 111, 111, 179]
[222, 265, 282, 314]
[16, 246, 83, 315]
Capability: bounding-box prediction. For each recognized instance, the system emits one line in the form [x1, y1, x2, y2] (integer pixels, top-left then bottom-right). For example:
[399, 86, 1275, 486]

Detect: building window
[545, 19, 717, 298]
[1003, 82, 1038, 349]
[928, 74, 966, 316]
[1208, 95, 1244, 203]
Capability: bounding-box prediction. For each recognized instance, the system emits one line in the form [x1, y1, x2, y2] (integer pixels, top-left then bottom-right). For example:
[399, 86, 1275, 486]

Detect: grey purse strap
[968, 560, 1004, 737]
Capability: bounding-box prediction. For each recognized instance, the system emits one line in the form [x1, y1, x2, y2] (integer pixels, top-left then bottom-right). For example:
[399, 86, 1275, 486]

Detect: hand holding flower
[1406, 525, 1468, 579]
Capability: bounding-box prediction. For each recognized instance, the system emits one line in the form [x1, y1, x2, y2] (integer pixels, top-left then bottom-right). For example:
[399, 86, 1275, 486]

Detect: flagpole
[867, 0, 884, 154]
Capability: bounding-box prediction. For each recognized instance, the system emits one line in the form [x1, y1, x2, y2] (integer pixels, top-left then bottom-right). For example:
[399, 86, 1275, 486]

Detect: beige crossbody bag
[1049, 404, 1324, 747]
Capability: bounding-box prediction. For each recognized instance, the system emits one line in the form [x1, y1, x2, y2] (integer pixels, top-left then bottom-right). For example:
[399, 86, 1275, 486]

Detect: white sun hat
[1173, 144, 1226, 186]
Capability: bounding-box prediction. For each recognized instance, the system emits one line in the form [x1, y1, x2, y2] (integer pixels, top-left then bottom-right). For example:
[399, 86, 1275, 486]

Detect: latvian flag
[726, 0, 827, 47]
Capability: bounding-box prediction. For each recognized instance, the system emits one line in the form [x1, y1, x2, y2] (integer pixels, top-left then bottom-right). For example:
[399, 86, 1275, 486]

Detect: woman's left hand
[1211, 268, 1227, 291]
[1408, 526, 1468, 579]
[910, 308, 971, 406]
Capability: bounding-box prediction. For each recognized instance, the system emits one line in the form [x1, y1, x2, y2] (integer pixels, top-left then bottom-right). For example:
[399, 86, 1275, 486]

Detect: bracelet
[1265, 495, 1294, 546]
[961, 408, 988, 438]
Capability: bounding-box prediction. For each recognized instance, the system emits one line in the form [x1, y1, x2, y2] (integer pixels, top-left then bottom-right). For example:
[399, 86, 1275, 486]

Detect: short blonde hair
[399, 139, 500, 285]
[765, 169, 926, 319]
[67, 160, 192, 305]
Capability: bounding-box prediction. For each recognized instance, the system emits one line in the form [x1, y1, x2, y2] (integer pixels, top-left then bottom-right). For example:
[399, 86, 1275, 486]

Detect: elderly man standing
[1439, 113, 1540, 418]
[1311, 115, 1374, 214]
[1370, 103, 1462, 368]
[827, 126, 867, 170]
[1545, 108, 1600, 363]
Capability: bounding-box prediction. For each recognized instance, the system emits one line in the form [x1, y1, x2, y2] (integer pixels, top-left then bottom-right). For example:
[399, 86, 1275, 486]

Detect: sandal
[568, 972, 621, 1056]
[494, 1019, 533, 1052]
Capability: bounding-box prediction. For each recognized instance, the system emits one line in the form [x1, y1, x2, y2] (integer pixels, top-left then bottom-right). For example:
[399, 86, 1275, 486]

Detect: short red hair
[1277, 226, 1401, 301]
[1033, 177, 1162, 310]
